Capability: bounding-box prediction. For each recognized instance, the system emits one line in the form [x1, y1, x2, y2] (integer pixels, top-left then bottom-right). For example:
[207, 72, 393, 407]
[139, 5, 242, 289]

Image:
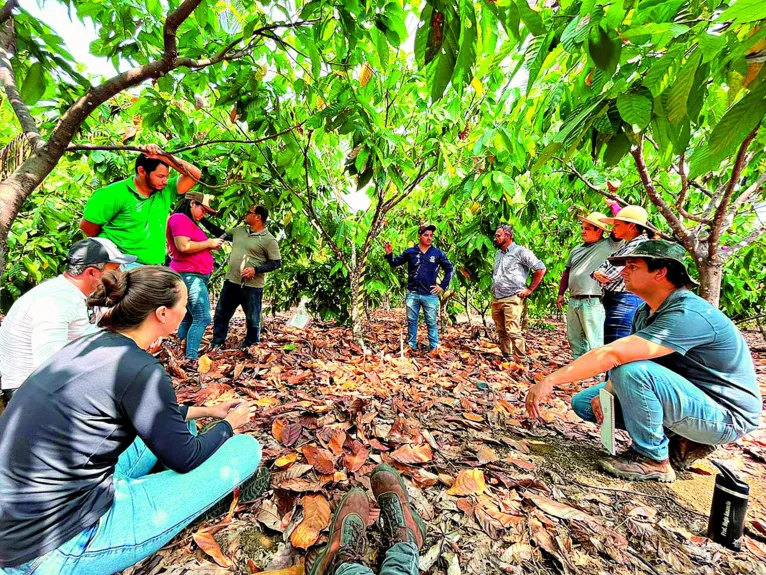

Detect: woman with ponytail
[0, 266, 267, 575]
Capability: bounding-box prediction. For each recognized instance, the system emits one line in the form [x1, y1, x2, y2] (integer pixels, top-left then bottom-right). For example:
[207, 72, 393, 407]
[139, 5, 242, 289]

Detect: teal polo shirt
[83, 176, 180, 265]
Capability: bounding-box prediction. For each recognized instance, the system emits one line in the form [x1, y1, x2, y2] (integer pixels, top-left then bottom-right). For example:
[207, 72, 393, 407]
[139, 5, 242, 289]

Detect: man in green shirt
[557, 212, 621, 358]
[212, 205, 282, 348]
[80, 145, 202, 266]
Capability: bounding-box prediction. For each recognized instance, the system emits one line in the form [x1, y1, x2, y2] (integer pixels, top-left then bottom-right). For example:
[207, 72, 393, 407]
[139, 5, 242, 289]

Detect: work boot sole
[599, 460, 676, 483]
[371, 464, 427, 546]
[200, 466, 271, 523]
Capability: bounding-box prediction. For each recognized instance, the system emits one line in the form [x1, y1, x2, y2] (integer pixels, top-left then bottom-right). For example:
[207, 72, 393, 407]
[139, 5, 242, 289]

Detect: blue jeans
[566, 297, 605, 359]
[1, 423, 262, 575]
[602, 291, 642, 344]
[336, 542, 419, 575]
[405, 292, 439, 350]
[178, 273, 211, 359]
[571, 361, 739, 461]
[212, 281, 264, 347]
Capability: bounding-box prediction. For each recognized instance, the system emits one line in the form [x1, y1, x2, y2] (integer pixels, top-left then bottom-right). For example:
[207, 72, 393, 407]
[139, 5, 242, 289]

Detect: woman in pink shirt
[167, 192, 223, 360]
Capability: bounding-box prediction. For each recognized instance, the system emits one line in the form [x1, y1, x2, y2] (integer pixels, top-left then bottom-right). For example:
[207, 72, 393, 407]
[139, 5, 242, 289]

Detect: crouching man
[525, 240, 761, 483]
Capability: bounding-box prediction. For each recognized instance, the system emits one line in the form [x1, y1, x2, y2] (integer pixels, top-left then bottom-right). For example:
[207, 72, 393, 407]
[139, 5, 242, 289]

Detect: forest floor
[115, 309, 766, 575]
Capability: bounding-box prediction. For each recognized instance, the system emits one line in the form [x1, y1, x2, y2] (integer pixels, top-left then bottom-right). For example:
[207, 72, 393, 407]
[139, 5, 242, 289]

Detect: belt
[571, 294, 602, 300]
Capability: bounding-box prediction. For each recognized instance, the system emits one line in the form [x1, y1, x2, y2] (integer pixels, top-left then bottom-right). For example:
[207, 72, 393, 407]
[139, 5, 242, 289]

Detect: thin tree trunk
[697, 261, 723, 308]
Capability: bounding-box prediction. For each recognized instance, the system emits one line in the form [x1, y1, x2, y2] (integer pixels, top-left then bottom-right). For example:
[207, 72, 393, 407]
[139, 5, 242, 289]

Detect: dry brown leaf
[527, 494, 594, 523]
[301, 445, 335, 474]
[359, 62, 373, 87]
[463, 412, 484, 422]
[456, 497, 476, 518]
[198, 355, 213, 374]
[390, 444, 433, 465]
[233, 362, 245, 380]
[281, 423, 303, 447]
[275, 453, 300, 468]
[192, 530, 233, 568]
[290, 494, 331, 549]
[476, 445, 499, 464]
[327, 430, 347, 456]
[259, 566, 305, 575]
[344, 443, 369, 472]
[506, 457, 536, 471]
[446, 469, 488, 496]
[272, 419, 286, 442]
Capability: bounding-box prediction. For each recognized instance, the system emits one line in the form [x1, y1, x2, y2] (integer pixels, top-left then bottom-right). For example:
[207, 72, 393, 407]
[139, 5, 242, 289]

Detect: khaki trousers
[491, 295, 527, 359]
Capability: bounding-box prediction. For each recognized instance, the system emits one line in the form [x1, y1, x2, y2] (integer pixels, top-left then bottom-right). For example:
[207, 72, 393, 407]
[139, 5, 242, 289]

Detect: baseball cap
[418, 223, 436, 235]
[186, 191, 219, 215]
[68, 238, 137, 266]
[608, 239, 697, 285]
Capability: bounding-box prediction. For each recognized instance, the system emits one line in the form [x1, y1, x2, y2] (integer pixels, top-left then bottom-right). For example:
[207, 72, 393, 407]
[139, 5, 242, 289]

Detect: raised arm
[142, 144, 201, 195]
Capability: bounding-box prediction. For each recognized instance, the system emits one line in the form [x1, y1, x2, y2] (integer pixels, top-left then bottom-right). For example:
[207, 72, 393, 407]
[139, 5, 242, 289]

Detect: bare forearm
[185, 406, 216, 421]
[163, 153, 201, 180]
[546, 345, 621, 386]
[529, 268, 546, 292]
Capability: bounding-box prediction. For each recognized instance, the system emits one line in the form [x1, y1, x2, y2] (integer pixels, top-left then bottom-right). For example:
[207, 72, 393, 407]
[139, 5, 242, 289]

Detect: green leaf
[424, 3, 461, 101]
[517, 0, 546, 36]
[531, 142, 561, 172]
[622, 22, 689, 42]
[560, 14, 591, 53]
[697, 32, 727, 64]
[665, 48, 701, 124]
[718, 0, 766, 25]
[588, 25, 620, 74]
[379, 2, 408, 47]
[20, 62, 46, 106]
[603, 133, 631, 166]
[525, 31, 554, 92]
[688, 82, 766, 178]
[642, 45, 683, 97]
[616, 93, 653, 129]
[451, 0, 477, 88]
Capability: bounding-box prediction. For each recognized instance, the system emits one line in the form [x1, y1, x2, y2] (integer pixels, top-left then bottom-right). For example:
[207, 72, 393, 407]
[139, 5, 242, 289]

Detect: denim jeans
[336, 542, 419, 575]
[0, 423, 262, 575]
[212, 281, 264, 347]
[178, 273, 211, 359]
[571, 361, 739, 461]
[566, 297, 605, 359]
[405, 292, 439, 350]
[602, 291, 642, 344]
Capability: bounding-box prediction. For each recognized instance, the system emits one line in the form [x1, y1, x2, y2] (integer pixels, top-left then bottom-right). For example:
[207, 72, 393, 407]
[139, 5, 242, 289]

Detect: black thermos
[707, 460, 749, 551]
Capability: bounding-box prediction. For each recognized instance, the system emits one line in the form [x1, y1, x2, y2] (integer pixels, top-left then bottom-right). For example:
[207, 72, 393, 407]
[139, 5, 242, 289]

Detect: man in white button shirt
[0, 238, 135, 402]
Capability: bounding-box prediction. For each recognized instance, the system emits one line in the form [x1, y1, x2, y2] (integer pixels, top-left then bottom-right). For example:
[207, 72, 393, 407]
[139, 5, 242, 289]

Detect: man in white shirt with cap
[0, 238, 135, 402]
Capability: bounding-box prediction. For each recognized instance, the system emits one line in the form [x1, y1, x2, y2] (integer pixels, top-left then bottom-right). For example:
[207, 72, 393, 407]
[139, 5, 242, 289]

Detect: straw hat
[600, 205, 649, 227]
[578, 211, 610, 232]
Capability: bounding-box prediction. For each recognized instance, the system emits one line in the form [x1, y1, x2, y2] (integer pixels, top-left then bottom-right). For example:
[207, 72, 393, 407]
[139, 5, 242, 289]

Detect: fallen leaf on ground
[198, 355, 213, 374]
[192, 530, 233, 568]
[290, 494, 331, 549]
[390, 443, 433, 465]
[301, 445, 335, 475]
[446, 469, 488, 496]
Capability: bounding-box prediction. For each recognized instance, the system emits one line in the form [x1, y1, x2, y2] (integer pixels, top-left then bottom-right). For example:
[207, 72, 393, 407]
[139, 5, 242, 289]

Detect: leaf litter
[121, 311, 766, 575]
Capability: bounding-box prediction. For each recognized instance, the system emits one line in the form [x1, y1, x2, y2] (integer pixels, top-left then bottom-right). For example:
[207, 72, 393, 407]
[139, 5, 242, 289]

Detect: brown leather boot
[669, 436, 717, 470]
[306, 489, 369, 575]
[599, 450, 676, 483]
[371, 464, 426, 550]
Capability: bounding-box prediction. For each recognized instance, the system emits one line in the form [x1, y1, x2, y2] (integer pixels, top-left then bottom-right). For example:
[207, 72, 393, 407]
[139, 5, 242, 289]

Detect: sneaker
[669, 436, 717, 471]
[370, 464, 426, 550]
[599, 450, 676, 483]
[200, 466, 271, 522]
[306, 489, 369, 575]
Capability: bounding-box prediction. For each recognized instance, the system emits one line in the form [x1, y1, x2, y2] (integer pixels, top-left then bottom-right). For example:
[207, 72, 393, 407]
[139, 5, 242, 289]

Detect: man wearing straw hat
[592, 205, 653, 343]
[527, 241, 761, 482]
[557, 212, 620, 358]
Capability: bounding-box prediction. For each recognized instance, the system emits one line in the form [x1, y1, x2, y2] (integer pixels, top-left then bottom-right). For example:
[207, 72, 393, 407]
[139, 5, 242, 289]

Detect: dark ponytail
[87, 266, 184, 331]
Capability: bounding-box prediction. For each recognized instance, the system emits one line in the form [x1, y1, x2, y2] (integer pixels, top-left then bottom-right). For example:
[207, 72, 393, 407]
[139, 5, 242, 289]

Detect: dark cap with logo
[608, 239, 697, 285]
[418, 223, 436, 235]
[68, 238, 137, 267]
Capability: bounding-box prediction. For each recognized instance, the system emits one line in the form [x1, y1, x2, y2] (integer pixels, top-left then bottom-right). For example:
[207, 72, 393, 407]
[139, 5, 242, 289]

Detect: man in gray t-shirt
[557, 212, 621, 358]
[490, 225, 546, 362]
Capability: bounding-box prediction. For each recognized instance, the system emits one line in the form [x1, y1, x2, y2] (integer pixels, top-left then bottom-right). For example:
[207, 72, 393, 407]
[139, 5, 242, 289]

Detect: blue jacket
[386, 245, 453, 296]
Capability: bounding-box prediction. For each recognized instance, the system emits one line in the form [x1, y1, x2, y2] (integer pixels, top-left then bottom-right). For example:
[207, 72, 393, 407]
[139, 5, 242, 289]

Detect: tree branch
[709, 124, 759, 261]
[553, 158, 629, 206]
[65, 122, 307, 154]
[629, 138, 696, 254]
[721, 172, 766, 236]
[0, 20, 44, 149]
[673, 154, 710, 223]
[722, 223, 766, 262]
[0, 0, 17, 26]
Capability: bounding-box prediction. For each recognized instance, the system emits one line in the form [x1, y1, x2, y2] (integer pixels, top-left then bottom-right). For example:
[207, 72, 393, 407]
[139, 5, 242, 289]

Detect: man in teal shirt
[526, 241, 761, 483]
[80, 145, 201, 266]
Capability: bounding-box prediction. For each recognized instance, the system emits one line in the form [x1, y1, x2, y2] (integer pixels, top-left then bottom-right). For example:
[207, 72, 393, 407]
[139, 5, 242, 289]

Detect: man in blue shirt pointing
[385, 224, 453, 353]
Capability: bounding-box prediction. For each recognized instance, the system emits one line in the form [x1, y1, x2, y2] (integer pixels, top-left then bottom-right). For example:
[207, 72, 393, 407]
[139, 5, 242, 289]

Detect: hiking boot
[200, 466, 271, 522]
[599, 450, 676, 483]
[371, 464, 426, 550]
[669, 436, 718, 471]
[306, 489, 369, 575]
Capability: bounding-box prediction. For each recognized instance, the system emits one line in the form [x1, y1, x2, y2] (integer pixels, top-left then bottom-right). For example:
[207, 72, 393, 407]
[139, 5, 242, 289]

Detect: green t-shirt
[225, 227, 281, 288]
[565, 236, 621, 296]
[82, 176, 180, 265]
[632, 289, 761, 433]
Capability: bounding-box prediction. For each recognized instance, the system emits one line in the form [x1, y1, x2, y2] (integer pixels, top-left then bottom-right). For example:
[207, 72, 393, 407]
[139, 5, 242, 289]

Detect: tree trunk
[349, 265, 365, 343]
[697, 261, 723, 308]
